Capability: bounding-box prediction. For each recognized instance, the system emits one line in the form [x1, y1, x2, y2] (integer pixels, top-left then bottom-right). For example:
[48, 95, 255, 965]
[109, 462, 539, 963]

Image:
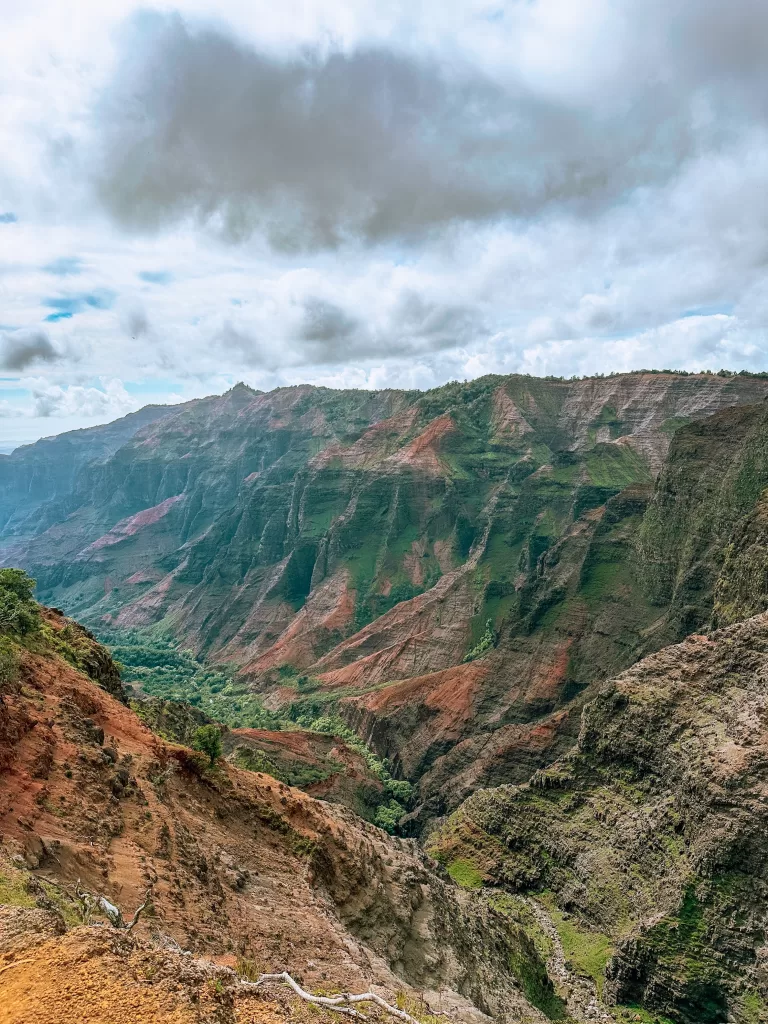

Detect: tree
[0, 569, 40, 637]
[0, 568, 36, 601]
[192, 724, 222, 767]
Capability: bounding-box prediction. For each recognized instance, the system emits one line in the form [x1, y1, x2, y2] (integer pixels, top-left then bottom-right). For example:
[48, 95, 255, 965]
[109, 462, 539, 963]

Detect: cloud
[121, 303, 151, 338]
[3, 0, 768, 444]
[0, 328, 59, 371]
[0, 401, 24, 419]
[30, 378, 138, 419]
[85, 4, 768, 253]
[299, 298, 359, 344]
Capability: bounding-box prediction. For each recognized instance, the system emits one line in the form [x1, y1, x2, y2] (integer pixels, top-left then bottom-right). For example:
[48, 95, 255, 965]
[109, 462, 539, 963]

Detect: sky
[2, 0, 768, 446]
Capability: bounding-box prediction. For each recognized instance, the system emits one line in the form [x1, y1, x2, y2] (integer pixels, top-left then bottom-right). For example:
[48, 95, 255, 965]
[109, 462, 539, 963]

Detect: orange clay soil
[0, 912, 372, 1024]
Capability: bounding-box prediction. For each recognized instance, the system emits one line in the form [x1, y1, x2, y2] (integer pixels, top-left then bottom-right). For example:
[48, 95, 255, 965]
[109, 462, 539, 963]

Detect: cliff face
[0, 401, 194, 541]
[3, 372, 768, 824]
[429, 611, 768, 1023]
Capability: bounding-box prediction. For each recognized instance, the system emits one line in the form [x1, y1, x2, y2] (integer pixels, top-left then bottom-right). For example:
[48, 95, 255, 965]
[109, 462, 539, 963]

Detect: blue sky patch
[139, 270, 174, 285]
[43, 256, 83, 276]
[682, 304, 734, 318]
[42, 289, 116, 317]
[0, 212, 17, 224]
[44, 311, 74, 322]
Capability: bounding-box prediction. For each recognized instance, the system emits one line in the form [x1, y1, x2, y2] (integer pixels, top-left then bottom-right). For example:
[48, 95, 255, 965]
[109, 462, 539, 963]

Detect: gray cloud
[88, 5, 768, 251]
[390, 292, 487, 352]
[0, 328, 58, 371]
[122, 305, 151, 338]
[299, 298, 359, 344]
[292, 292, 487, 364]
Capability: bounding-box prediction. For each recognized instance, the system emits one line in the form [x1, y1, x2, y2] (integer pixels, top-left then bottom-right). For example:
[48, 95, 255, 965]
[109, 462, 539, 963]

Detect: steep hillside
[0, 401, 194, 540]
[429, 612, 768, 1023]
[4, 372, 768, 825]
[639, 400, 768, 634]
[0, 575, 568, 1024]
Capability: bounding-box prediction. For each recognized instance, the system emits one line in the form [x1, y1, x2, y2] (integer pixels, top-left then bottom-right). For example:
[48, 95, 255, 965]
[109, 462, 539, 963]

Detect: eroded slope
[430, 613, 768, 1023]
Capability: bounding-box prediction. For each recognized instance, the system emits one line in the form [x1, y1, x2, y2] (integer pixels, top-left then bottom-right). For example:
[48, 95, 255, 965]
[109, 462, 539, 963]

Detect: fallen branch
[246, 971, 422, 1024]
[125, 887, 153, 932]
[72, 880, 152, 931]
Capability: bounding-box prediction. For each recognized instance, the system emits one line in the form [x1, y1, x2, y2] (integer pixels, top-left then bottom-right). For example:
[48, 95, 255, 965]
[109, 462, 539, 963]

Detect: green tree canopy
[192, 724, 223, 767]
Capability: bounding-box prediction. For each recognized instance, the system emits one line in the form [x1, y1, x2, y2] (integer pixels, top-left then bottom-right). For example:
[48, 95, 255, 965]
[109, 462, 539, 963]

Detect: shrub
[0, 569, 36, 601]
[374, 799, 405, 833]
[192, 725, 223, 767]
[0, 638, 20, 686]
[0, 569, 40, 637]
[464, 619, 495, 662]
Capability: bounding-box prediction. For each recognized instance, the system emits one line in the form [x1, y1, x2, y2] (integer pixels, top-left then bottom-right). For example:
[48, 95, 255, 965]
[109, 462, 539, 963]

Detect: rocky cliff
[3, 372, 768, 825]
[429, 610, 768, 1023]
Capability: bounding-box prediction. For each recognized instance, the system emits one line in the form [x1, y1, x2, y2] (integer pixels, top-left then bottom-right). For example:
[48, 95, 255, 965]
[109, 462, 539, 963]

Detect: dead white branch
[246, 971, 423, 1024]
[125, 887, 152, 932]
[72, 880, 152, 931]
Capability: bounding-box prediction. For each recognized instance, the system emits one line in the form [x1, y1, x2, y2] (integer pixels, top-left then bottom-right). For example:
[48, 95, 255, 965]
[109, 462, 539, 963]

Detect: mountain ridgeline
[4, 371, 768, 830]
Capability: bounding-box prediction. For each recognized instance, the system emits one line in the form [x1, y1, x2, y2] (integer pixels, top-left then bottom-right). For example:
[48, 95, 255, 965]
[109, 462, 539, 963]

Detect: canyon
[4, 372, 768, 824]
[5, 371, 768, 1021]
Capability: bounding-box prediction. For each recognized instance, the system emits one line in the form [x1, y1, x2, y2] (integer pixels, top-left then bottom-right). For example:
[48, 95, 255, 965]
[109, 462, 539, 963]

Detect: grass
[542, 897, 613, 996]
[0, 870, 36, 909]
[585, 444, 650, 489]
[740, 991, 768, 1024]
[446, 858, 484, 889]
[579, 561, 625, 603]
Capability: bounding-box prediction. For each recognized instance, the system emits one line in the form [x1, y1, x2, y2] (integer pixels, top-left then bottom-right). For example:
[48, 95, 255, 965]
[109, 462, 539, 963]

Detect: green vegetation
[486, 893, 570, 1021]
[291, 710, 414, 831]
[230, 745, 342, 789]
[464, 618, 496, 662]
[0, 568, 40, 638]
[740, 991, 768, 1024]
[611, 1008, 675, 1024]
[0, 637, 20, 685]
[446, 858, 483, 889]
[95, 627, 286, 730]
[544, 900, 613, 996]
[0, 870, 37, 909]
[192, 724, 223, 767]
[94, 625, 414, 832]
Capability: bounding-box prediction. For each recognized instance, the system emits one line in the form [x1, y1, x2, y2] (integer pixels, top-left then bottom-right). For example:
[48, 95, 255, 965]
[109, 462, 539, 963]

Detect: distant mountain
[0, 399, 197, 537]
[4, 371, 768, 827]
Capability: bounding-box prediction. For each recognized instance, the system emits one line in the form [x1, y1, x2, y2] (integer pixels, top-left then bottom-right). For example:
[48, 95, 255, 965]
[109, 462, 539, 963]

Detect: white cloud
[0, 0, 766, 442]
[27, 377, 140, 419]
